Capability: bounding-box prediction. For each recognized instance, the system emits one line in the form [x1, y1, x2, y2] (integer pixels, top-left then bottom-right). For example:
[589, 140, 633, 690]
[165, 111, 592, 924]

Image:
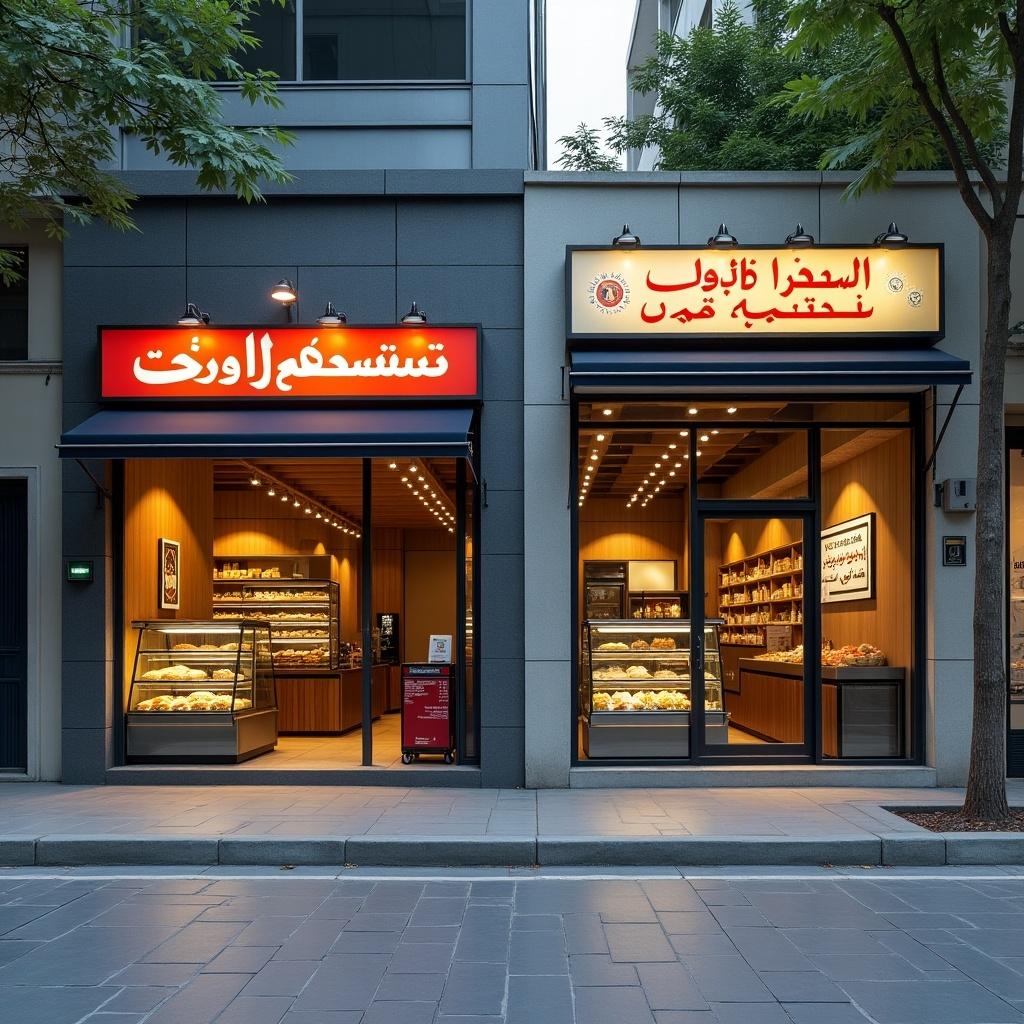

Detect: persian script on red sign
[100, 326, 480, 399]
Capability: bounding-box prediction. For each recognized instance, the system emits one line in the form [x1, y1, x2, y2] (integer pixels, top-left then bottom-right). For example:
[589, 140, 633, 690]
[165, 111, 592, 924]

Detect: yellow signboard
[568, 246, 943, 340]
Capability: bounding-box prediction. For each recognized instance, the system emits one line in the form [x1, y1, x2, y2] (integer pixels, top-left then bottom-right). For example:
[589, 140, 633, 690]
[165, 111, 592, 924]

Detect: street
[2, 869, 1024, 1023]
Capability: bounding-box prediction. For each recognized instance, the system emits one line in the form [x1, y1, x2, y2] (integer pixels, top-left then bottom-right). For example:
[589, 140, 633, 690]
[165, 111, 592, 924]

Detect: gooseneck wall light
[316, 301, 347, 327]
[874, 221, 909, 248]
[401, 301, 428, 326]
[271, 278, 298, 321]
[707, 223, 739, 248]
[177, 303, 210, 326]
[612, 223, 641, 248]
[785, 223, 815, 247]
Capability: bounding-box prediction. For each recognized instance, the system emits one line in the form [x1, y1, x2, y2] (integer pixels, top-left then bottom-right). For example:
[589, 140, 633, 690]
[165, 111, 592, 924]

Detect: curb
[2, 832, 1021, 868]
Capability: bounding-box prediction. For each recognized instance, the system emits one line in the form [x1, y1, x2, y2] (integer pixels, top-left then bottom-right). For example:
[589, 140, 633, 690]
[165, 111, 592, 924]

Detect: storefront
[523, 173, 980, 787]
[59, 323, 482, 774]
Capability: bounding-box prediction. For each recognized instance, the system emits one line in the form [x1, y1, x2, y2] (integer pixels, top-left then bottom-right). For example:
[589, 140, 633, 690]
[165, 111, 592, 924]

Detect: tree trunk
[963, 232, 1012, 821]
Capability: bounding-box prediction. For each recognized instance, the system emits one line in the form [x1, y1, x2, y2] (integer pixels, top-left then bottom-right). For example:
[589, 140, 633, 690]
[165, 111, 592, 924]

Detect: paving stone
[360, 884, 425, 913]
[746, 893, 893, 930]
[438, 961, 506, 1015]
[113, 963, 201, 987]
[637, 963, 708, 1010]
[570, 953, 640, 987]
[709, 905, 770, 928]
[203, 946, 278, 974]
[143, 973, 250, 1024]
[573, 985, 655, 1024]
[657, 911, 724, 935]
[390, 941, 455, 973]
[453, 905, 511, 963]
[308, 898, 364, 921]
[668, 933, 738, 956]
[810, 953, 925, 981]
[344, 912, 410, 932]
[292, 954, 389, 1011]
[605, 923, 677, 962]
[329, 929, 401, 954]
[783, 1005, 873, 1024]
[4, 890, 129, 938]
[948, 928, 1024, 956]
[512, 913, 561, 930]
[782, 929, 884, 954]
[375, 970, 446, 1001]
[0, 985, 117, 1024]
[841, 978, 1024, 1023]
[870, 931, 956, 972]
[652, 1013, 716, 1024]
[216, 995, 294, 1024]
[93, 902, 206, 929]
[598, 897, 659, 923]
[100, 986, 176, 1013]
[232, 918, 305, 946]
[680, 954, 774, 1002]
[641, 881, 704, 912]
[697, 888, 750, 907]
[508, 927, 567, 974]
[243, 961, 319, 996]
[929, 942, 1024, 1000]
[563, 913, 608, 954]
[144, 922, 246, 963]
[0, 939, 43, 966]
[726, 926, 812, 971]
[410, 898, 468, 928]
[708, 1003, 793, 1024]
[757, 970, 849, 1002]
[506, 974, 573, 1024]
[361, 1000, 437, 1024]
[280, 1012, 362, 1024]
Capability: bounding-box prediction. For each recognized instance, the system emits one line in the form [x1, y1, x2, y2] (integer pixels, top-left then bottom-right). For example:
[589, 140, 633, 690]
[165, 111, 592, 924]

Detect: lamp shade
[271, 278, 297, 303]
[874, 221, 909, 247]
[785, 223, 815, 247]
[316, 301, 347, 326]
[707, 223, 738, 248]
[401, 301, 428, 325]
[612, 223, 641, 248]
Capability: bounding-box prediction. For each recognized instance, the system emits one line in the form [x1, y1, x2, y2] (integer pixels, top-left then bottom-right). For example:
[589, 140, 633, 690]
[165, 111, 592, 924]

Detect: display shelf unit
[580, 619, 727, 758]
[718, 541, 804, 647]
[126, 620, 278, 763]
[212, 578, 340, 672]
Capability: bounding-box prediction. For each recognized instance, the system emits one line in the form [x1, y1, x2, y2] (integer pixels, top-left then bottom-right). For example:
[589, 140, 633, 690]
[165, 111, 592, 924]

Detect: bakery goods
[597, 641, 629, 651]
[651, 637, 676, 650]
[625, 664, 650, 678]
[630, 638, 650, 650]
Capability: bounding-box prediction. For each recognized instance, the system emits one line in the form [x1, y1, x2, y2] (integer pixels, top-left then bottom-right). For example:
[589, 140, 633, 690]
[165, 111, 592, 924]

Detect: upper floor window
[234, 0, 467, 83]
[0, 249, 28, 361]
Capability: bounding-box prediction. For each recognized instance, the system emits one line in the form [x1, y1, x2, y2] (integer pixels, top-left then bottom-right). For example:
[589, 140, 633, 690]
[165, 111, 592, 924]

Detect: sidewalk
[0, 783, 1022, 868]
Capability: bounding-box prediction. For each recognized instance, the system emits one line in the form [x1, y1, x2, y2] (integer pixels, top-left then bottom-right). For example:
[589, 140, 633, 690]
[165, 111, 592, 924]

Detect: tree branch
[876, 4, 993, 233]
[929, 34, 1002, 209]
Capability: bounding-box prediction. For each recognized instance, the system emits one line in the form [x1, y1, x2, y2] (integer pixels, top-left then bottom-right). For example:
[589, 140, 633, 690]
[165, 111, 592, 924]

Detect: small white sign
[428, 634, 453, 664]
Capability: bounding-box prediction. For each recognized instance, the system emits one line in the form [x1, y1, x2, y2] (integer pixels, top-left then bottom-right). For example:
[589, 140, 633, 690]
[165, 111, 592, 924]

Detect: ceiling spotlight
[674, 463, 681, 468]
[602, 408, 613, 416]
[401, 301, 428, 325]
[612, 223, 641, 248]
[874, 221, 909, 248]
[711, 429, 719, 435]
[696, 449, 703, 456]
[271, 278, 297, 304]
[316, 301, 347, 327]
[304, 506, 312, 514]
[281, 494, 288, 502]
[267, 487, 276, 497]
[596, 433, 606, 442]
[700, 434, 709, 442]
[250, 476, 260, 486]
[590, 454, 598, 461]
[177, 302, 210, 326]
[688, 407, 698, 415]
[669, 443, 677, 449]
[707, 223, 738, 248]
[785, 223, 815, 247]
[727, 406, 737, 414]
[293, 499, 301, 507]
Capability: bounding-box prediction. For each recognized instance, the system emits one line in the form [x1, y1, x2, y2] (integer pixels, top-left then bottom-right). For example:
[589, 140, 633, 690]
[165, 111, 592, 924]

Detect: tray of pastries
[134, 690, 253, 712]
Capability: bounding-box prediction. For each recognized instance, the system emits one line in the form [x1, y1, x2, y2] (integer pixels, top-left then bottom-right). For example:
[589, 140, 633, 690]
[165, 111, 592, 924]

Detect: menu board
[401, 664, 453, 751]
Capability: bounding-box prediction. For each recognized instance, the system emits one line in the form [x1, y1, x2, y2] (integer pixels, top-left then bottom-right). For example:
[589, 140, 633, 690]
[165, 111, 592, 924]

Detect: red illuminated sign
[100, 326, 480, 400]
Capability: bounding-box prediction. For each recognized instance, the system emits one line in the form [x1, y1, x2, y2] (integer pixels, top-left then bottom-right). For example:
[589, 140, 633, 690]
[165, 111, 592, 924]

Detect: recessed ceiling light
[596, 433, 605, 442]
[267, 486, 275, 496]
[711, 429, 719, 435]
[281, 494, 288, 502]
[293, 499, 301, 507]
[696, 449, 703, 456]
[649, 471, 656, 477]
[654, 462, 661, 468]
[727, 406, 737, 414]
[688, 407, 698, 415]
[700, 434, 709, 442]
[388, 462, 397, 470]
[250, 476, 260, 486]
[603, 408, 613, 416]
[674, 463, 682, 468]
[590, 454, 598, 461]
[669, 443, 677, 449]
[683, 454, 689, 460]
[680, 430, 689, 437]
[669, 471, 675, 477]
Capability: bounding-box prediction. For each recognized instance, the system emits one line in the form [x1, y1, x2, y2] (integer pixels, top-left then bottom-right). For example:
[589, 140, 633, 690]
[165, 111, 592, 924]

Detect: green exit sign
[66, 560, 94, 583]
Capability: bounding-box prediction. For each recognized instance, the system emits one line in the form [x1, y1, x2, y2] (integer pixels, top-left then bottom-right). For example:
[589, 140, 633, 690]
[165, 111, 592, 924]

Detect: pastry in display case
[581, 620, 727, 758]
[126, 621, 277, 762]
[212, 578, 339, 671]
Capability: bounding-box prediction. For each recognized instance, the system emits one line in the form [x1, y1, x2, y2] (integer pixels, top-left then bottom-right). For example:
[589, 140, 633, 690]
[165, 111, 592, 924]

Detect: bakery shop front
[59, 323, 481, 776]
[565, 242, 966, 766]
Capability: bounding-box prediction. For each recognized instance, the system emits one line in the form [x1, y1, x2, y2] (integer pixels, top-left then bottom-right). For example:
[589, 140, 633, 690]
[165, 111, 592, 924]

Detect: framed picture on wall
[159, 538, 181, 610]
[821, 513, 875, 604]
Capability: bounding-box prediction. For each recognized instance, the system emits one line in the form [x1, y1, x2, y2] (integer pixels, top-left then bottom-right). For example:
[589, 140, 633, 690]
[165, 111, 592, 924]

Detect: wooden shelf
[718, 540, 804, 646]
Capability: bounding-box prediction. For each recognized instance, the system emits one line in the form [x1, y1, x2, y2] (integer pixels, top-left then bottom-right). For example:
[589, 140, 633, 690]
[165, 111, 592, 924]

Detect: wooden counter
[734, 659, 905, 754]
[277, 665, 390, 733]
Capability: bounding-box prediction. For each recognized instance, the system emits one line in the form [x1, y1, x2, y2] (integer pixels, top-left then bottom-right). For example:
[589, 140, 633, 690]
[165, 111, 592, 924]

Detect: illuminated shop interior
[121, 456, 475, 768]
[575, 399, 914, 762]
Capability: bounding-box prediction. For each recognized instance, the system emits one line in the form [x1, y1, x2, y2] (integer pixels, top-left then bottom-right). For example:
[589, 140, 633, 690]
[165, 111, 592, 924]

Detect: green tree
[781, 0, 1019, 821]
[0, 0, 293, 280]
[555, 123, 620, 171]
[600, 0, 863, 170]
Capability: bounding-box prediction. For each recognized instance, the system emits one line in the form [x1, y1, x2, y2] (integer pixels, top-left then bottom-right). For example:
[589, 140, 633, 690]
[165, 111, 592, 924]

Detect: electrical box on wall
[937, 478, 976, 512]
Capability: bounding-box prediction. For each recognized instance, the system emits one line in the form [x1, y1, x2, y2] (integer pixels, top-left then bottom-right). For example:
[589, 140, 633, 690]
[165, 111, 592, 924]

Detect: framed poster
[159, 538, 181, 610]
[821, 513, 875, 604]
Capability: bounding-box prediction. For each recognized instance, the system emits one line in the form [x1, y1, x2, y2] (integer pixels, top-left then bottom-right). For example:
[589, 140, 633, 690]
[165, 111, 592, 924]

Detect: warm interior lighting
[602, 408, 613, 416]
[271, 278, 297, 304]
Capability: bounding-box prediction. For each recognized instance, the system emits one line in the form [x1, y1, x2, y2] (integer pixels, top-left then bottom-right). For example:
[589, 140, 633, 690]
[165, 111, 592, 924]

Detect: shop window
[0, 248, 28, 360]
[1007, 444, 1024, 774]
[818, 428, 912, 758]
[229, 0, 467, 83]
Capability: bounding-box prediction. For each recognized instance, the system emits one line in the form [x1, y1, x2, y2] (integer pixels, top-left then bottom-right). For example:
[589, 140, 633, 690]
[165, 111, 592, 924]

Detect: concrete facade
[522, 170, 996, 788]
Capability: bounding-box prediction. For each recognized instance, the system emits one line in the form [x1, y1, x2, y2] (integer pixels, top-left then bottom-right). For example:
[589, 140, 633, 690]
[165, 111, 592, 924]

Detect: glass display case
[126, 620, 277, 762]
[627, 592, 689, 620]
[580, 619, 727, 758]
[212, 579, 339, 672]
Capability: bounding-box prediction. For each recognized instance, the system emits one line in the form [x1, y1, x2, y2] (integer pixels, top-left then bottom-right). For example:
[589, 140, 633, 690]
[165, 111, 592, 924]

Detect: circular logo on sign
[887, 275, 905, 294]
[907, 289, 923, 308]
[587, 272, 630, 315]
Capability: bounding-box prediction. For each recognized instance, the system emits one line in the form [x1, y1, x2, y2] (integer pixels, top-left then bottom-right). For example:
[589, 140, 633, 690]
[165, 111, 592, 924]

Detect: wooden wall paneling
[123, 460, 214, 699]
[404, 548, 456, 663]
[819, 431, 912, 671]
[277, 676, 341, 732]
[729, 667, 805, 742]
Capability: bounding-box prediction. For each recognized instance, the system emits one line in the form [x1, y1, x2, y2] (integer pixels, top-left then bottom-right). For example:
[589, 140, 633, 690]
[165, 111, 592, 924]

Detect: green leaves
[555, 123, 620, 171]
[0, 0, 292, 270]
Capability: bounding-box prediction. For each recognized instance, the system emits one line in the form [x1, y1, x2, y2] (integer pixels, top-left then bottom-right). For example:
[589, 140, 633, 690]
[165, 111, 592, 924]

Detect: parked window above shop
[0, 248, 28, 361]
[232, 0, 467, 83]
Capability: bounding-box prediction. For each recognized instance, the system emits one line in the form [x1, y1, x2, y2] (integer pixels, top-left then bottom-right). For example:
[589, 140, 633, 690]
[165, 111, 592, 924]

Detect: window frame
[219, 0, 473, 87]
[0, 247, 29, 362]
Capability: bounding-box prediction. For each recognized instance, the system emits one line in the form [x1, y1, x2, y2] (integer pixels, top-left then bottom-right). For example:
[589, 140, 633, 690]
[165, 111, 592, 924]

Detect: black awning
[58, 407, 475, 460]
[568, 347, 971, 394]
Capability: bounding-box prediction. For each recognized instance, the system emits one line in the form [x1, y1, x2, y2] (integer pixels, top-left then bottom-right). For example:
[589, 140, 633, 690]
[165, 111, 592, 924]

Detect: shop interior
[577, 399, 913, 762]
[120, 456, 472, 768]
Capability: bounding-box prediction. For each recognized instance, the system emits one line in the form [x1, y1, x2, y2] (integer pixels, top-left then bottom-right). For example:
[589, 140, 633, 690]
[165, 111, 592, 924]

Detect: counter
[276, 664, 399, 733]
[736, 659, 905, 755]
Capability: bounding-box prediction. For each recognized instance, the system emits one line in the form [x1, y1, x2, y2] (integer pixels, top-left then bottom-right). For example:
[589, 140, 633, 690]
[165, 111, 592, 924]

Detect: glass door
[692, 512, 814, 759]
